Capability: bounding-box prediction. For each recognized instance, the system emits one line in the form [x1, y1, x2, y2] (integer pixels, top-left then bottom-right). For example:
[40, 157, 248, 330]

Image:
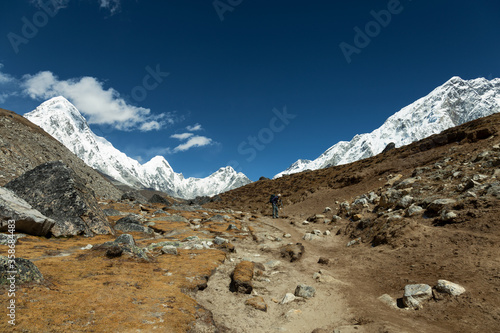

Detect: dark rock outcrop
[5, 161, 113, 237]
[0, 256, 44, 285]
[148, 194, 171, 205]
[0, 187, 55, 236]
[382, 142, 396, 153]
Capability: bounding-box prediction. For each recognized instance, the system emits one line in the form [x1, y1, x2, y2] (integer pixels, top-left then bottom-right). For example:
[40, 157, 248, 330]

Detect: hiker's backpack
[269, 194, 276, 203]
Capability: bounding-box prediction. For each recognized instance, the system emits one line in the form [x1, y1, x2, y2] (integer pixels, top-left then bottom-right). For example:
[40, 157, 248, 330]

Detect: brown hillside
[0, 107, 121, 200]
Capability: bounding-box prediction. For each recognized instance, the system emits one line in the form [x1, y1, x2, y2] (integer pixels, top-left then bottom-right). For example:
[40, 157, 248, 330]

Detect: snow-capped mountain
[24, 97, 251, 199]
[274, 76, 500, 178]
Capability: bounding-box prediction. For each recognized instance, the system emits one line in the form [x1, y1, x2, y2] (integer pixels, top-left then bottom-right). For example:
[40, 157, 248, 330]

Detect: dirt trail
[194, 215, 359, 333]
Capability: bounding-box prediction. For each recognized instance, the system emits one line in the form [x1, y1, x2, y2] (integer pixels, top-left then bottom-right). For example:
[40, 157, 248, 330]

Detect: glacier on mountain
[24, 97, 251, 199]
[274, 76, 500, 179]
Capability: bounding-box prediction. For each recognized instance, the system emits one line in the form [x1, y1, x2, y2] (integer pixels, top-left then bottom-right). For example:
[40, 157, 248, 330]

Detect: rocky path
[194, 215, 362, 333]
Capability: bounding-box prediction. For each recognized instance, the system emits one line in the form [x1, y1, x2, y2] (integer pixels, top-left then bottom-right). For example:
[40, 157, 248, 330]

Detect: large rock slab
[0, 187, 55, 236]
[5, 161, 113, 237]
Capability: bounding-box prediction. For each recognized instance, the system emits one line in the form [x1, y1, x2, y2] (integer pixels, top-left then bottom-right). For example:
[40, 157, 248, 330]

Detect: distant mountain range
[274, 76, 500, 178]
[24, 97, 251, 199]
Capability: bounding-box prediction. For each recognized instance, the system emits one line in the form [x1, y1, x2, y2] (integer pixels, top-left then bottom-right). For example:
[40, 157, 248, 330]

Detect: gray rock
[436, 280, 466, 296]
[102, 208, 127, 216]
[352, 197, 369, 207]
[378, 189, 402, 208]
[207, 214, 226, 222]
[0, 256, 43, 285]
[294, 284, 316, 298]
[403, 284, 432, 309]
[161, 245, 178, 255]
[426, 198, 457, 216]
[114, 222, 153, 235]
[397, 195, 414, 209]
[303, 233, 317, 241]
[280, 293, 296, 304]
[5, 161, 113, 237]
[406, 204, 424, 217]
[347, 237, 361, 247]
[114, 233, 136, 247]
[213, 236, 228, 245]
[0, 187, 55, 236]
[115, 214, 143, 225]
[226, 224, 238, 230]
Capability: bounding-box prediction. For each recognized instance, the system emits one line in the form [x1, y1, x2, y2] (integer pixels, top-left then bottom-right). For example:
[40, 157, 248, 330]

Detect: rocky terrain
[0, 111, 499, 332]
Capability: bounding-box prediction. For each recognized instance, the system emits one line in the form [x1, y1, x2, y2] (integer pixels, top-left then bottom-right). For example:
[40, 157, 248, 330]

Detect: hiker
[269, 193, 283, 218]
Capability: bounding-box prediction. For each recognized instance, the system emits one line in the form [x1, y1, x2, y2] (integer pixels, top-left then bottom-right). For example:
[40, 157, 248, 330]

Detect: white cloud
[171, 133, 194, 140]
[98, 0, 121, 14]
[22, 71, 173, 131]
[186, 123, 202, 131]
[173, 135, 212, 152]
[0, 64, 15, 84]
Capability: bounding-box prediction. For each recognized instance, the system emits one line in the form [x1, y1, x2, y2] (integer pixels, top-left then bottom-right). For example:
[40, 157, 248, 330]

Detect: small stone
[378, 294, 398, 309]
[161, 245, 178, 255]
[245, 296, 267, 312]
[303, 233, 317, 241]
[283, 233, 291, 238]
[346, 237, 361, 247]
[313, 230, 322, 236]
[81, 244, 93, 250]
[294, 284, 315, 298]
[324, 207, 332, 213]
[280, 293, 296, 304]
[323, 230, 331, 236]
[213, 236, 228, 245]
[318, 257, 330, 265]
[352, 214, 362, 221]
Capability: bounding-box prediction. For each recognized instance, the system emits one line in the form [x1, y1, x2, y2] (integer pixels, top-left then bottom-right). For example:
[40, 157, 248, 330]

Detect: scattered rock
[403, 284, 432, 309]
[280, 293, 296, 304]
[406, 204, 424, 217]
[378, 294, 398, 309]
[426, 198, 457, 217]
[347, 237, 361, 247]
[303, 233, 318, 241]
[161, 245, 178, 255]
[213, 236, 228, 245]
[294, 284, 315, 298]
[114, 233, 136, 247]
[105, 244, 124, 258]
[0, 256, 43, 284]
[435, 280, 466, 296]
[230, 261, 254, 294]
[318, 257, 330, 265]
[280, 243, 305, 262]
[0, 187, 55, 236]
[245, 296, 267, 312]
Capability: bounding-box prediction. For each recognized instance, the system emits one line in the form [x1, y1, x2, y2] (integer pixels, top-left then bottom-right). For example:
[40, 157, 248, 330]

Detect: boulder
[436, 280, 466, 296]
[403, 284, 432, 309]
[0, 256, 43, 285]
[405, 204, 424, 217]
[230, 261, 254, 294]
[0, 187, 55, 236]
[161, 245, 178, 255]
[100, 234, 149, 260]
[114, 214, 154, 234]
[5, 161, 113, 237]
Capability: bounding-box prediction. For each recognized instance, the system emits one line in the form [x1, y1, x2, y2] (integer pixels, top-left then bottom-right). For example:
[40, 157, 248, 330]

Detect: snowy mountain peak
[24, 98, 251, 199]
[274, 77, 500, 179]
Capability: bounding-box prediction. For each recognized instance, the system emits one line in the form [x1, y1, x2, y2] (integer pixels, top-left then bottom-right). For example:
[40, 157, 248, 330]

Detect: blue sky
[1, 1, 499, 181]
